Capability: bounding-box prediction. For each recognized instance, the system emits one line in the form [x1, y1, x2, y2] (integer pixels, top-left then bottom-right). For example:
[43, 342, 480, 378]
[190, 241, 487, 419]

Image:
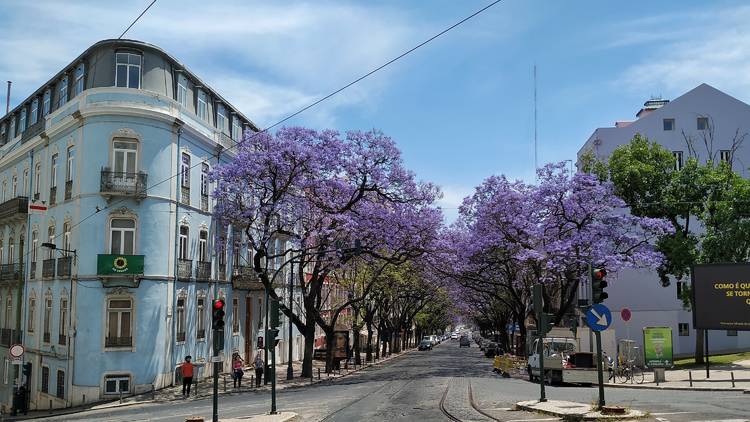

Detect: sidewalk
[605, 361, 750, 391]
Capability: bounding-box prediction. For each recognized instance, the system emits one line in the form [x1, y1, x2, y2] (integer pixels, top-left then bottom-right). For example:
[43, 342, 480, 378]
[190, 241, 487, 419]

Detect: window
[673, 151, 683, 171]
[30, 98, 39, 125]
[41, 367, 50, 394]
[0, 123, 5, 141]
[179, 226, 189, 259]
[8, 237, 14, 264]
[9, 116, 15, 138]
[43, 296, 52, 343]
[727, 329, 738, 337]
[176, 297, 186, 342]
[697, 117, 709, 131]
[107, 298, 133, 347]
[197, 90, 208, 121]
[66, 146, 75, 182]
[42, 89, 51, 117]
[199, 230, 208, 262]
[201, 163, 209, 197]
[1, 181, 5, 202]
[27, 297, 36, 333]
[22, 168, 29, 196]
[4, 295, 12, 329]
[34, 163, 41, 199]
[19, 108, 27, 134]
[181, 153, 190, 188]
[196, 297, 206, 340]
[59, 297, 68, 345]
[110, 218, 136, 255]
[31, 230, 38, 265]
[662, 118, 675, 130]
[58, 77, 68, 108]
[11, 175, 17, 198]
[216, 104, 227, 132]
[232, 117, 242, 140]
[115, 52, 142, 89]
[50, 153, 58, 188]
[678, 323, 690, 336]
[47, 226, 55, 259]
[56, 370, 65, 399]
[74, 63, 85, 96]
[104, 374, 131, 395]
[720, 150, 731, 164]
[177, 74, 188, 107]
[232, 297, 240, 334]
[112, 139, 137, 174]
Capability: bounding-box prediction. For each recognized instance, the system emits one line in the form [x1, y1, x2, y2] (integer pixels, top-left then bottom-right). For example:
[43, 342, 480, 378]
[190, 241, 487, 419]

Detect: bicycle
[617, 359, 644, 384]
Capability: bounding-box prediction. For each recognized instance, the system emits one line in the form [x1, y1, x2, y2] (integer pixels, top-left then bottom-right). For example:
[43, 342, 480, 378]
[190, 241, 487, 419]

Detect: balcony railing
[231, 265, 264, 290]
[30, 262, 36, 279]
[176, 332, 186, 342]
[57, 256, 72, 277]
[64, 180, 73, 200]
[197, 329, 206, 340]
[43, 332, 51, 343]
[58, 333, 67, 346]
[201, 195, 209, 212]
[105, 336, 132, 348]
[218, 264, 226, 281]
[0, 263, 23, 281]
[0, 328, 21, 346]
[180, 186, 190, 205]
[196, 261, 211, 281]
[100, 170, 147, 199]
[177, 259, 192, 279]
[0, 196, 28, 220]
[21, 119, 45, 143]
[42, 258, 56, 278]
[49, 186, 57, 206]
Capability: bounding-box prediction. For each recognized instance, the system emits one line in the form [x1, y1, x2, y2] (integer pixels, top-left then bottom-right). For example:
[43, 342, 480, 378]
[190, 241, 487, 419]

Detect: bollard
[120, 391, 123, 404]
[689, 370, 693, 387]
[251, 375, 254, 388]
[223, 376, 227, 392]
[731, 371, 736, 388]
[318, 368, 321, 380]
[151, 384, 156, 400]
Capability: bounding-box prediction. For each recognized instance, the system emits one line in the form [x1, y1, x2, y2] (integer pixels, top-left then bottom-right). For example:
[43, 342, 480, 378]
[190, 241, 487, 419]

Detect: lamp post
[287, 260, 294, 380]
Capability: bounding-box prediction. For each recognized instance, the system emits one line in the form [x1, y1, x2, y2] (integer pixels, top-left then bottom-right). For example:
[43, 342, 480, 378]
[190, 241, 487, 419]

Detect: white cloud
[615, 5, 750, 97]
[0, 0, 421, 127]
[437, 184, 473, 223]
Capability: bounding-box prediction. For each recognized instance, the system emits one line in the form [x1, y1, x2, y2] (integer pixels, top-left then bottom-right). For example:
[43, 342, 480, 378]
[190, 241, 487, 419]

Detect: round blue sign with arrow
[585, 303, 612, 332]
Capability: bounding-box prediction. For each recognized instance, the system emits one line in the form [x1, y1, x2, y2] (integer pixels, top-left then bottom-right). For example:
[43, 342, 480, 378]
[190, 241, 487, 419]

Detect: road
[35, 342, 750, 421]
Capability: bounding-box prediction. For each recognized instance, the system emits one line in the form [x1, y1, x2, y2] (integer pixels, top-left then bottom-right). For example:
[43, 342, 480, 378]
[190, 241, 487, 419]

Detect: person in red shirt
[181, 355, 194, 397]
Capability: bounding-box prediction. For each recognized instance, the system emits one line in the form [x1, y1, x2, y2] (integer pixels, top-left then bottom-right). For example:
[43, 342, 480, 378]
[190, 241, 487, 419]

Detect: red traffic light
[593, 268, 607, 279]
[213, 299, 225, 309]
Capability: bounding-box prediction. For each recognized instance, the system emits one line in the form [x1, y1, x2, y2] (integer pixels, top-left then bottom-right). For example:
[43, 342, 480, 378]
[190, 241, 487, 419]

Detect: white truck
[527, 328, 599, 385]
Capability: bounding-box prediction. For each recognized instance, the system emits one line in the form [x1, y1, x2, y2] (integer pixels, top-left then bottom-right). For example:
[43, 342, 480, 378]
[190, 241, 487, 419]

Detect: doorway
[244, 297, 253, 362]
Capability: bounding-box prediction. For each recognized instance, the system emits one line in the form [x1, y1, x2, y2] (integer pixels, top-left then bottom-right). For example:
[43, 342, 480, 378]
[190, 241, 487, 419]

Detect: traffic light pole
[271, 334, 278, 414]
[537, 326, 546, 402]
[532, 284, 547, 403]
[595, 330, 605, 409]
[212, 339, 219, 422]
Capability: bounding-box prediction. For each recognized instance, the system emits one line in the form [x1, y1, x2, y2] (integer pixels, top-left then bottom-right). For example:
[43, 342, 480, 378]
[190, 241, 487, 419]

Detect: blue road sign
[585, 303, 612, 332]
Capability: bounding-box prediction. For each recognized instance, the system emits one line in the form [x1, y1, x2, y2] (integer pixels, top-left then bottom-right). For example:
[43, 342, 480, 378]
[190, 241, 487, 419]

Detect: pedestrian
[232, 352, 244, 388]
[181, 355, 194, 397]
[254, 351, 264, 387]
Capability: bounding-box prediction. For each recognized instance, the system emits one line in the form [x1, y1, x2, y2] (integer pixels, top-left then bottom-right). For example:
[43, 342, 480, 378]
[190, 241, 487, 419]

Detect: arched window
[59, 294, 68, 345]
[27, 290, 36, 334]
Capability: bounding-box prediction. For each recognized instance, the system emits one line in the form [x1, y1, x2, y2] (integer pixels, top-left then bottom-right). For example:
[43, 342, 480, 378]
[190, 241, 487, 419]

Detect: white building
[577, 83, 750, 357]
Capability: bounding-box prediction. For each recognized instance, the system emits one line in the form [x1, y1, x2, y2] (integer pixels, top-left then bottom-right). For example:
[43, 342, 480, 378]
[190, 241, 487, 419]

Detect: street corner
[514, 400, 647, 421]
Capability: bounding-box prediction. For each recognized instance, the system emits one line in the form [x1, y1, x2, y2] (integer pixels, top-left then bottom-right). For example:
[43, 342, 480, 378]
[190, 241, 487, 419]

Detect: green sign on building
[97, 254, 144, 275]
[643, 326, 673, 368]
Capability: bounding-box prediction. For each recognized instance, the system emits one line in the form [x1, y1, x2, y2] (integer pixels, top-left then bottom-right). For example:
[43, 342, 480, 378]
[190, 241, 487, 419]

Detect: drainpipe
[171, 122, 183, 384]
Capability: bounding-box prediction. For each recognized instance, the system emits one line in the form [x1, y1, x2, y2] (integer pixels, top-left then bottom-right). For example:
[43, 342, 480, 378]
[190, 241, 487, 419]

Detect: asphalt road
[33, 342, 750, 421]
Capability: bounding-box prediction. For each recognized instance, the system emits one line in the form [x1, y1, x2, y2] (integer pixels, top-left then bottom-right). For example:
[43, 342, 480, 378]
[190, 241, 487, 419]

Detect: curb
[603, 383, 746, 393]
[514, 401, 647, 421]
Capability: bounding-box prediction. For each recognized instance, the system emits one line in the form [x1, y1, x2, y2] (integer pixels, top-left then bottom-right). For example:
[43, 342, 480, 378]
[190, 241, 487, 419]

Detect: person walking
[181, 355, 194, 397]
[254, 351, 264, 387]
[232, 353, 245, 388]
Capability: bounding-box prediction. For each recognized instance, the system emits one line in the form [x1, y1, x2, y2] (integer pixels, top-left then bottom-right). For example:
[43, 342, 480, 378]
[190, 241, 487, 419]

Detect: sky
[3, 0, 750, 221]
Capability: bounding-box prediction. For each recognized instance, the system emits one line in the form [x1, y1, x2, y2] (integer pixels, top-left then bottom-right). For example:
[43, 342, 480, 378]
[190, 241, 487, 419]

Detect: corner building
[0, 39, 301, 411]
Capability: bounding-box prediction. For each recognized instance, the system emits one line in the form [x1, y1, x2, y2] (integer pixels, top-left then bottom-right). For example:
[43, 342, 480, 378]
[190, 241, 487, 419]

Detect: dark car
[484, 342, 504, 358]
[459, 336, 471, 348]
[418, 340, 433, 351]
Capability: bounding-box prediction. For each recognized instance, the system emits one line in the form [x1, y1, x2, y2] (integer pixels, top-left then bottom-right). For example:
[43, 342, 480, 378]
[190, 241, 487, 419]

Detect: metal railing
[177, 259, 192, 279]
[49, 186, 57, 206]
[196, 261, 211, 281]
[64, 180, 73, 200]
[43, 332, 51, 343]
[0, 263, 23, 281]
[218, 264, 226, 281]
[105, 336, 132, 347]
[42, 258, 56, 278]
[201, 195, 209, 212]
[0, 196, 28, 220]
[57, 256, 72, 277]
[59, 333, 67, 346]
[100, 170, 148, 198]
[180, 186, 190, 205]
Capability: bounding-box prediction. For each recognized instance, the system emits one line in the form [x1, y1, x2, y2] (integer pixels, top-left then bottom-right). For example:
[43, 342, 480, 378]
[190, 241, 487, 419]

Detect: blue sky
[3, 0, 750, 220]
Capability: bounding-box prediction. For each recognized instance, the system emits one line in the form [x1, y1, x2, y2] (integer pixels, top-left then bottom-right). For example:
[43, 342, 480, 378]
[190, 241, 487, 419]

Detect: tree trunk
[695, 328, 705, 364]
[324, 327, 336, 373]
[301, 321, 316, 378]
[366, 321, 374, 362]
[375, 327, 381, 360]
[353, 325, 362, 365]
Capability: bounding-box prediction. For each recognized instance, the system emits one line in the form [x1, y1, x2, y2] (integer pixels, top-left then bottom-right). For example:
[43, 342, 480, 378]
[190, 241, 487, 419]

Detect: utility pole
[287, 261, 294, 380]
[533, 284, 547, 402]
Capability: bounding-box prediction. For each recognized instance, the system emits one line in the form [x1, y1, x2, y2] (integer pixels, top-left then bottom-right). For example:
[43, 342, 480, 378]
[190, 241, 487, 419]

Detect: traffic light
[212, 299, 226, 330]
[591, 268, 608, 304]
[22, 362, 32, 378]
[538, 313, 554, 336]
[270, 299, 282, 329]
[266, 328, 280, 350]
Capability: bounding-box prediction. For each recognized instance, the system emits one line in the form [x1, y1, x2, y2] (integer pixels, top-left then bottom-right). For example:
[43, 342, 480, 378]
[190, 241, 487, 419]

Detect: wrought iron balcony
[180, 186, 190, 205]
[231, 265, 264, 290]
[0, 196, 28, 221]
[196, 261, 211, 281]
[43, 332, 51, 343]
[100, 170, 147, 199]
[0, 263, 22, 281]
[42, 258, 56, 278]
[59, 333, 67, 346]
[176, 332, 186, 342]
[57, 256, 72, 277]
[64, 180, 73, 200]
[49, 186, 57, 206]
[201, 194, 209, 212]
[177, 259, 192, 279]
[105, 336, 132, 347]
[218, 264, 226, 281]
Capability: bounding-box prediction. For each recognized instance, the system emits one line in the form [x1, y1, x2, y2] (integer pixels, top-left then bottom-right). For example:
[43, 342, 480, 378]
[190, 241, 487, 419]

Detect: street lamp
[41, 243, 77, 264]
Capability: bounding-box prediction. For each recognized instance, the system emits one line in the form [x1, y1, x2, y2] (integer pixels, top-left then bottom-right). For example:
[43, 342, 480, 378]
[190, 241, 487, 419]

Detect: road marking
[655, 418, 670, 422]
[505, 418, 559, 422]
[653, 413, 695, 416]
[688, 420, 749, 422]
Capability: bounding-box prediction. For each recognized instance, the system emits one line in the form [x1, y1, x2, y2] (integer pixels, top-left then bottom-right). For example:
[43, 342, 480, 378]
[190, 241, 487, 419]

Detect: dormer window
[177, 74, 188, 107]
[43, 90, 51, 117]
[197, 90, 208, 121]
[216, 104, 227, 132]
[74, 63, 85, 96]
[58, 77, 68, 108]
[232, 117, 242, 140]
[19, 109, 26, 134]
[115, 52, 142, 89]
[30, 98, 39, 125]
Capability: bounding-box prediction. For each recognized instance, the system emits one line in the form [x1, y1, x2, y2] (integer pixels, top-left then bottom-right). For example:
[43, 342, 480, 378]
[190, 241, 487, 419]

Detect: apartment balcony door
[244, 297, 253, 362]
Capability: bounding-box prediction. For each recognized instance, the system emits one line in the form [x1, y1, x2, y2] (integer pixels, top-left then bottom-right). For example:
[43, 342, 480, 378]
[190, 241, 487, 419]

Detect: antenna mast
[534, 65, 538, 178]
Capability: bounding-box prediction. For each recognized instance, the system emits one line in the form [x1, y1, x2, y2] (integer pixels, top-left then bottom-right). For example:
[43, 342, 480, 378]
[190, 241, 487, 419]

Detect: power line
[31, 0, 505, 260]
[118, 0, 157, 39]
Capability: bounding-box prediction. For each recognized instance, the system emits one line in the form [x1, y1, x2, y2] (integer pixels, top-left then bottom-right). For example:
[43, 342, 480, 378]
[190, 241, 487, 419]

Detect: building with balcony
[0, 39, 302, 412]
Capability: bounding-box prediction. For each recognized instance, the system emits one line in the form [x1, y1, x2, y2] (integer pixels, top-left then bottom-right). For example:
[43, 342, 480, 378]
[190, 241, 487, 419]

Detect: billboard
[692, 263, 750, 330]
[643, 327, 673, 368]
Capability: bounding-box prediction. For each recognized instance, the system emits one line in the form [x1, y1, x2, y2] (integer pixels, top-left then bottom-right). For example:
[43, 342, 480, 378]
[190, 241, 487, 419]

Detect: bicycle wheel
[618, 368, 630, 384]
[632, 366, 644, 384]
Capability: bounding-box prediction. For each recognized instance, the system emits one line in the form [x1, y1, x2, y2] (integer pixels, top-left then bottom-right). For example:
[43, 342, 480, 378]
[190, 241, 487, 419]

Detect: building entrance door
[244, 297, 253, 362]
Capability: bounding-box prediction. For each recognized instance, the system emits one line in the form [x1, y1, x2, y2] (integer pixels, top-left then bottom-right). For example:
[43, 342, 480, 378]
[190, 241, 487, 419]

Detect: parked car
[451, 333, 459, 340]
[418, 340, 433, 351]
[459, 336, 471, 347]
[484, 342, 504, 358]
[430, 335, 439, 345]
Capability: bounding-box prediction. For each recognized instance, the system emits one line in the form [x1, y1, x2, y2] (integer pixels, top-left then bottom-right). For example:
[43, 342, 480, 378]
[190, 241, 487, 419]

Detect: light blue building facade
[0, 39, 302, 412]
